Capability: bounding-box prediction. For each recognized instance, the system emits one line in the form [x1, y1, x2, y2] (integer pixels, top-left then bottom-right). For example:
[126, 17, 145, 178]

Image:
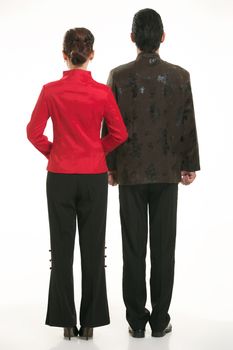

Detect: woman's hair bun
[63, 28, 94, 66]
[70, 50, 87, 65]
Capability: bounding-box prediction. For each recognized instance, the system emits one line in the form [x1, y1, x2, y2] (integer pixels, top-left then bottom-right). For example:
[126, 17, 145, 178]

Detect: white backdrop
[0, 0, 233, 349]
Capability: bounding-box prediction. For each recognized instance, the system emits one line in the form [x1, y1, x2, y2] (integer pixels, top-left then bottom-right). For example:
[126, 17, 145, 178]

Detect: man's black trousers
[45, 171, 110, 328]
[119, 183, 178, 332]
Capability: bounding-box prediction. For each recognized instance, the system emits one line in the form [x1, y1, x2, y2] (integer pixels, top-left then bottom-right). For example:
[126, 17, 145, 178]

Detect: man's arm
[180, 74, 200, 185]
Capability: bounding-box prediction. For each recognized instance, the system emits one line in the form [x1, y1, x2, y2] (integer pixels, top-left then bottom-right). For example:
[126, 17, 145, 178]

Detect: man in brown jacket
[102, 8, 200, 338]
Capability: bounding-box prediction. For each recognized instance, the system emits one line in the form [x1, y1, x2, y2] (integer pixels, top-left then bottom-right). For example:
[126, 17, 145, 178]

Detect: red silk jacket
[27, 69, 128, 173]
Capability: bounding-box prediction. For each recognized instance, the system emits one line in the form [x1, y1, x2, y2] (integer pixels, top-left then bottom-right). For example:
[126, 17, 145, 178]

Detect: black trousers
[45, 172, 110, 328]
[119, 183, 178, 332]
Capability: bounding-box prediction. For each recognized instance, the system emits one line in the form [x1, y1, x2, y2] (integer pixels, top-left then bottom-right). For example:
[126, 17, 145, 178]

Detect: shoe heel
[64, 326, 78, 340]
[84, 327, 93, 340]
[64, 328, 71, 340]
[79, 327, 93, 340]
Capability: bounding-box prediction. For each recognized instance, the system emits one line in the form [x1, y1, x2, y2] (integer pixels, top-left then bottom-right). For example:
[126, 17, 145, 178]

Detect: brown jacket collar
[136, 52, 161, 62]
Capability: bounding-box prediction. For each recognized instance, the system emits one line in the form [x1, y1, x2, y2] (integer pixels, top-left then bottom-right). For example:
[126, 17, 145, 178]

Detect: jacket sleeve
[101, 80, 128, 156]
[181, 75, 200, 171]
[101, 70, 122, 170]
[26, 86, 53, 159]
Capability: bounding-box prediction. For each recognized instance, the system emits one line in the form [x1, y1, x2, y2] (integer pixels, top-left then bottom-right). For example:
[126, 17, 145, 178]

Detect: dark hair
[132, 9, 164, 53]
[63, 27, 94, 65]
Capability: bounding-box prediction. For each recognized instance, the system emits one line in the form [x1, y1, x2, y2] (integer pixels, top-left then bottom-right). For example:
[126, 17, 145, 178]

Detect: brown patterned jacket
[102, 52, 200, 185]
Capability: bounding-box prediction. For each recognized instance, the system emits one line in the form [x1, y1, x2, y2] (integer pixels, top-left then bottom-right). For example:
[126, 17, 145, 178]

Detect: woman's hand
[108, 171, 118, 186]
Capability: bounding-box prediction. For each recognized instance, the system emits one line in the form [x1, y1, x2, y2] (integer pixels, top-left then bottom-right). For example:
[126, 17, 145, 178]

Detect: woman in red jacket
[27, 27, 128, 340]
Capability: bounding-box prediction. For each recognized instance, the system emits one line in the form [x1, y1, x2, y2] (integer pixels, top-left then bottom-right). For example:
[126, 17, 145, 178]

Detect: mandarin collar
[136, 52, 161, 63]
[63, 68, 92, 80]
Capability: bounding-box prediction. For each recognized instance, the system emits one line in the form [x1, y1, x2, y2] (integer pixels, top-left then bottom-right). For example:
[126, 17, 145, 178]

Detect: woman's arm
[27, 86, 53, 158]
[101, 87, 128, 155]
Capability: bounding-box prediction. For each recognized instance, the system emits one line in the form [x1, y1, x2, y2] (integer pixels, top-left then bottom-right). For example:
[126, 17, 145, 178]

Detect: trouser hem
[45, 320, 110, 328]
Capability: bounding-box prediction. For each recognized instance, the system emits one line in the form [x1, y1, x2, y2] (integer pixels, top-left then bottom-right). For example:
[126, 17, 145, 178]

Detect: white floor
[1, 305, 232, 350]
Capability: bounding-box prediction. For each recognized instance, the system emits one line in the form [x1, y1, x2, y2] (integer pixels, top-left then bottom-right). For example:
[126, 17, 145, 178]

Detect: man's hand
[181, 171, 196, 185]
[108, 171, 118, 186]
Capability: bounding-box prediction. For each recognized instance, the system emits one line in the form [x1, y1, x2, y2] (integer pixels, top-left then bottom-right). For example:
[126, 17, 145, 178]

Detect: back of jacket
[103, 52, 200, 185]
[27, 69, 128, 174]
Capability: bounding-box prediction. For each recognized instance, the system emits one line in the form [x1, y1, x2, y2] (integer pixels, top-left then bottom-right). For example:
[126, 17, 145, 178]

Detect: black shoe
[152, 323, 172, 337]
[79, 326, 93, 340]
[63, 326, 79, 340]
[129, 327, 145, 338]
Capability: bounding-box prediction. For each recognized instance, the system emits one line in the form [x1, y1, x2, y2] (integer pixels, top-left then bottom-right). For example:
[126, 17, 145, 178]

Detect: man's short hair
[132, 8, 164, 52]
